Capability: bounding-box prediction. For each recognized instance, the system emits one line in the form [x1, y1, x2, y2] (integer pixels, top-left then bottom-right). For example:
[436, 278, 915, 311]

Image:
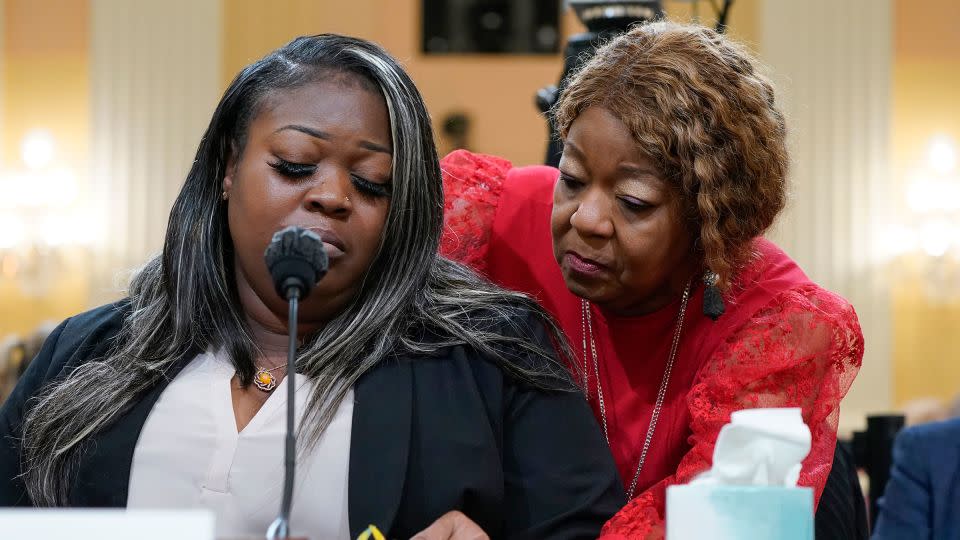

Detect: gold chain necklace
[253, 363, 288, 392]
[580, 281, 692, 500]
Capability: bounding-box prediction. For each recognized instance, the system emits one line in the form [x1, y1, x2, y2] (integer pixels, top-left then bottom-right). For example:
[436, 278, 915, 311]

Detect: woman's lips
[301, 226, 345, 260]
[322, 241, 344, 260]
[564, 251, 609, 277]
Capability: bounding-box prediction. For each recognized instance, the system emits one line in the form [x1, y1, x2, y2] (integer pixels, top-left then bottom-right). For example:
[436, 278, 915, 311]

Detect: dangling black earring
[703, 271, 724, 320]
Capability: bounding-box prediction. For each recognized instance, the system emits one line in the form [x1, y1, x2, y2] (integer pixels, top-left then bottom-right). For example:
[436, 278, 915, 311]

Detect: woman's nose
[303, 168, 353, 217]
[569, 189, 614, 238]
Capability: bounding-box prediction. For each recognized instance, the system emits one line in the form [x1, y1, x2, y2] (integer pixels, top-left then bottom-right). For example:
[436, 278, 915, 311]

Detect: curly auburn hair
[554, 21, 788, 290]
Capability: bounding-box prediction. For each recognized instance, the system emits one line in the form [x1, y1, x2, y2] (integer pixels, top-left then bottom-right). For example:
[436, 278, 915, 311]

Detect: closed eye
[269, 158, 315, 179]
[351, 174, 391, 198]
[270, 158, 391, 198]
[618, 195, 653, 212]
[559, 172, 584, 191]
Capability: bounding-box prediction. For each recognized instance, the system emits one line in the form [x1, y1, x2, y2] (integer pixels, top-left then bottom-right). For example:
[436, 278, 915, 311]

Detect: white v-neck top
[127, 350, 353, 540]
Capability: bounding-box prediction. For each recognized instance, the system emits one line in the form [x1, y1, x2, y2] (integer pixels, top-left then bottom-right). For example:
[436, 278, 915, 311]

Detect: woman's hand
[411, 511, 489, 540]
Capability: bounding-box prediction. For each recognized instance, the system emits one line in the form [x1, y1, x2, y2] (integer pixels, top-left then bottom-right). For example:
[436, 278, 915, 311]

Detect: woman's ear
[222, 149, 238, 198]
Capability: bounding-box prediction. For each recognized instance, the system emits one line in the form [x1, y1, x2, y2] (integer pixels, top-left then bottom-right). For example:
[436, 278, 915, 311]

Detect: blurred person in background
[0, 322, 57, 404]
[0, 34, 624, 539]
[872, 416, 960, 539]
[440, 21, 864, 539]
[950, 394, 960, 418]
[899, 394, 960, 426]
[0, 336, 26, 403]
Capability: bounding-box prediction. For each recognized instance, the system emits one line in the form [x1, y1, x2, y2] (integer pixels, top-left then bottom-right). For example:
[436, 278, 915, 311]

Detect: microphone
[264, 226, 329, 301]
[264, 226, 328, 540]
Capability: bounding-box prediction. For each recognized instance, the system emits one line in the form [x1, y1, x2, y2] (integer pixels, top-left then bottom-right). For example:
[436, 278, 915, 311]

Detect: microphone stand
[263, 225, 327, 540]
[266, 288, 300, 540]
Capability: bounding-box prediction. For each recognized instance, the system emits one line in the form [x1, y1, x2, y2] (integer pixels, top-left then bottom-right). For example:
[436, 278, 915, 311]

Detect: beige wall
[222, 0, 574, 166]
[0, 0, 759, 339]
[890, 0, 960, 405]
[27, 1, 960, 418]
[221, 0, 759, 167]
[0, 0, 90, 336]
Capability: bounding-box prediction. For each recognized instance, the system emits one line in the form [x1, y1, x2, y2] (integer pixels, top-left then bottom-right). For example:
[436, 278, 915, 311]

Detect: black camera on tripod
[538, 0, 734, 166]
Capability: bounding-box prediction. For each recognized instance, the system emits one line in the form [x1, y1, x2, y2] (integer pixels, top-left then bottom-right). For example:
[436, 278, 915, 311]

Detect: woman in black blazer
[0, 35, 624, 539]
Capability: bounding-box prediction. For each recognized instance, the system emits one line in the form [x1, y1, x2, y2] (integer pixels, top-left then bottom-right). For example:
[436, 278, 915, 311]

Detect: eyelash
[559, 173, 651, 213]
[351, 174, 391, 198]
[618, 197, 651, 212]
[559, 173, 583, 191]
[270, 159, 314, 178]
[269, 158, 391, 199]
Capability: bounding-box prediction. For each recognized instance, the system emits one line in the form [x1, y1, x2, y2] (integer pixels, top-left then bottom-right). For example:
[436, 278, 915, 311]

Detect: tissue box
[666, 485, 813, 540]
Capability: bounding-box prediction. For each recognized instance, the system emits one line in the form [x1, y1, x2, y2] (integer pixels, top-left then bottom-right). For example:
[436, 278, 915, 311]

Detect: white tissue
[692, 407, 811, 487]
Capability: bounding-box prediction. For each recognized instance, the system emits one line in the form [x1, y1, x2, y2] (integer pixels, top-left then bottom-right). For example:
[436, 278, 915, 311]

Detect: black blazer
[0, 302, 625, 539]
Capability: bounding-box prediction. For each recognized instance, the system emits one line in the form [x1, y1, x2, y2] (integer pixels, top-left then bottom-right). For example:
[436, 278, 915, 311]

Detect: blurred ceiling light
[891, 136, 960, 301]
[41, 211, 97, 248]
[919, 221, 953, 258]
[883, 224, 918, 259]
[0, 216, 26, 250]
[1, 130, 92, 296]
[907, 175, 960, 214]
[929, 135, 957, 175]
[21, 129, 56, 170]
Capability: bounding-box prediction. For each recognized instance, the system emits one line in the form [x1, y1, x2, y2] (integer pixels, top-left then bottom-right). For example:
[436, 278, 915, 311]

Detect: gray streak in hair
[20, 34, 575, 506]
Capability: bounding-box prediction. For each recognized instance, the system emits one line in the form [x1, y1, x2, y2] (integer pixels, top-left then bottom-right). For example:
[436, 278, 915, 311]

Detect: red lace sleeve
[600, 284, 864, 539]
[439, 149, 513, 274]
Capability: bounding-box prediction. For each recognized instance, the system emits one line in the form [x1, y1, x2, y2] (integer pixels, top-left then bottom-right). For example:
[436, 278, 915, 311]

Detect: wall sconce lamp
[0, 129, 95, 296]
[887, 136, 960, 300]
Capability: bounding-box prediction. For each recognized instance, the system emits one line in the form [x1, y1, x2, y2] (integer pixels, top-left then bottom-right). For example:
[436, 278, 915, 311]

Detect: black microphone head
[264, 226, 328, 300]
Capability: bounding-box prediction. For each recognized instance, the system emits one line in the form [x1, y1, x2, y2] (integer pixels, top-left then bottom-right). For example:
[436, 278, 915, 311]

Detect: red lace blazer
[439, 150, 864, 539]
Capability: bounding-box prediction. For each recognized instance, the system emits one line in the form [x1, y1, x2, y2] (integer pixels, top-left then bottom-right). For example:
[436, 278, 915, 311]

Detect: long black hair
[21, 34, 574, 506]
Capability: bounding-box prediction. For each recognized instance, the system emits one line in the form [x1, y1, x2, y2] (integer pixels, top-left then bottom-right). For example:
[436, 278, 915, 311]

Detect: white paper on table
[0, 508, 215, 540]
